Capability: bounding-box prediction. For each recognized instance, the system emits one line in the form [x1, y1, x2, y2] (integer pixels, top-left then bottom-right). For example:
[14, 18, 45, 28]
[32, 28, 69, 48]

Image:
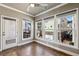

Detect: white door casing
[1, 15, 17, 50]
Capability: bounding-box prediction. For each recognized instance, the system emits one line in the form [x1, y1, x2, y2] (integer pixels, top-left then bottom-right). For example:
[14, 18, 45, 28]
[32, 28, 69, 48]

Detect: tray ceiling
[3, 3, 61, 16]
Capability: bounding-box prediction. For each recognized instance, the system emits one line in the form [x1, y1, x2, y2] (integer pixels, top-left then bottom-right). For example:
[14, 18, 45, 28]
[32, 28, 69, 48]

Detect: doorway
[1, 16, 17, 50]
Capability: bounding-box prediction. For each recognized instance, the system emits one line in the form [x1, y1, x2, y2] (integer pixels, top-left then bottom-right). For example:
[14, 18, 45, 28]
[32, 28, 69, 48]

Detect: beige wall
[0, 6, 34, 47]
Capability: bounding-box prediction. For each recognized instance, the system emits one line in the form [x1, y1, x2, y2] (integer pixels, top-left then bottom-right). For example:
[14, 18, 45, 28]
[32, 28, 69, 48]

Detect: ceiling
[3, 3, 61, 16]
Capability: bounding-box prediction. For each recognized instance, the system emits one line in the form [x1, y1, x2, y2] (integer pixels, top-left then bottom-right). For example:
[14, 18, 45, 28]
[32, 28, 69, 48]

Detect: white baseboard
[0, 49, 2, 52]
[18, 40, 33, 46]
[35, 40, 79, 56]
[0, 40, 33, 51]
[1, 39, 79, 56]
[32, 40, 36, 42]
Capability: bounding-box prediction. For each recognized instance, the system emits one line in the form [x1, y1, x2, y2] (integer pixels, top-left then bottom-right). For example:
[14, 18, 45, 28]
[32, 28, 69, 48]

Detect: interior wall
[35, 3, 79, 55]
[0, 6, 34, 49]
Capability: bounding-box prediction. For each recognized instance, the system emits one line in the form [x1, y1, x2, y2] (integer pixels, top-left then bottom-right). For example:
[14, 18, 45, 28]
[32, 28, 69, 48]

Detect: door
[2, 16, 17, 50]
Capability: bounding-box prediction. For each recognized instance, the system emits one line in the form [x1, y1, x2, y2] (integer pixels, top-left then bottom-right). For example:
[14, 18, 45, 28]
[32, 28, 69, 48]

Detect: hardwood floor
[0, 42, 70, 56]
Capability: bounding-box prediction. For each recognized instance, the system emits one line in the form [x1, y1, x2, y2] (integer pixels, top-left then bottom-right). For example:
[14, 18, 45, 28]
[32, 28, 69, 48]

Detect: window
[23, 20, 31, 39]
[35, 9, 78, 48]
[35, 21, 42, 39]
[44, 17, 54, 42]
[57, 14, 75, 46]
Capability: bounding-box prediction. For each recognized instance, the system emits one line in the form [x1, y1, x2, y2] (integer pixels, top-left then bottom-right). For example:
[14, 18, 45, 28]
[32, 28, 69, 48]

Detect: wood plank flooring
[0, 42, 70, 56]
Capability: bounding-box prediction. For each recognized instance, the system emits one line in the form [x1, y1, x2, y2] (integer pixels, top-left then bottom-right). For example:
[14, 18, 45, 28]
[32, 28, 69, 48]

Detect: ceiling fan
[30, 3, 48, 7]
[27, 3, 48, 12]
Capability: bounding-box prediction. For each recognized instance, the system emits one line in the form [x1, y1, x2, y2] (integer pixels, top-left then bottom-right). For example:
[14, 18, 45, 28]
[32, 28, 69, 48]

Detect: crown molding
[0, 3, 34, 17]
[35, 3, 68, 17]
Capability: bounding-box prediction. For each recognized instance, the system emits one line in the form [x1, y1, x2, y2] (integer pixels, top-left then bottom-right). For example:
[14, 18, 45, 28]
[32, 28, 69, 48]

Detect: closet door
[22, 19, 33, 40]
[2, 16, 17, 50]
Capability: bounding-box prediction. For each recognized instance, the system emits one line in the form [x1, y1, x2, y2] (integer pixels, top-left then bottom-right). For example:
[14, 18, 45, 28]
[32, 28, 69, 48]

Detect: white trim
[74, 8, 79, 48]
[76, 8, 79, 48]
[33, 40, 36, 42]
[50, 40, 79, 49]
[35, 3, 68, 17]
[0, 3, 34, 17]
[0, 49, 1, 51]
[16, 18, 19, 47]
[56, 8, 78, 16]
[18, 40, 33, 46]
[1, 15, 18, 20]
[0, 15, 3, 51]
[35, 21, 43, 40]
[35, 40, 79, 56]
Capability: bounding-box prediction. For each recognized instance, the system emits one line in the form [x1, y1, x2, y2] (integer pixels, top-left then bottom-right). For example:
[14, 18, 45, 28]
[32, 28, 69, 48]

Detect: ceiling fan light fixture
[30, 4, 35, 7]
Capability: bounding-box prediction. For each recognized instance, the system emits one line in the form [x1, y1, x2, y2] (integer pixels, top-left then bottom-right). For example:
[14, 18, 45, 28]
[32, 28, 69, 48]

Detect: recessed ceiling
[3, 3, 61, 16]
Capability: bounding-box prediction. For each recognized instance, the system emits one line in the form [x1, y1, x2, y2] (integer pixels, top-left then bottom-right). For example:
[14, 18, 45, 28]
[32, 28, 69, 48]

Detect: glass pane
[58, 15, 74, 46]
[59, 15, 73, 29]
[36, 21, 42, 38]
[44, 32, 54, 41]
[23, 20, 31, 38]
[44, 19, 54, 41]
[44, 19, 54, 32]
[61, 30, 74, 45]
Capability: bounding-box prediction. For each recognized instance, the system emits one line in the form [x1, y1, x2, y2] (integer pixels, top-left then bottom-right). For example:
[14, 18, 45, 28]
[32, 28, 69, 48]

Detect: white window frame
[54, 8, 79, 49]
[35, 20, 43, 40]
[36, 8, 79, 49]
[43, 17, 55, 42]
[22, 19, 33, 40]
[57, 14, 75, 44]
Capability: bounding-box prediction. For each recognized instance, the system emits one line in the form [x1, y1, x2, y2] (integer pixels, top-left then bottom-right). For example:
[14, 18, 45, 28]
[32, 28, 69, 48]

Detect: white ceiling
[3, 3, 61, 16]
